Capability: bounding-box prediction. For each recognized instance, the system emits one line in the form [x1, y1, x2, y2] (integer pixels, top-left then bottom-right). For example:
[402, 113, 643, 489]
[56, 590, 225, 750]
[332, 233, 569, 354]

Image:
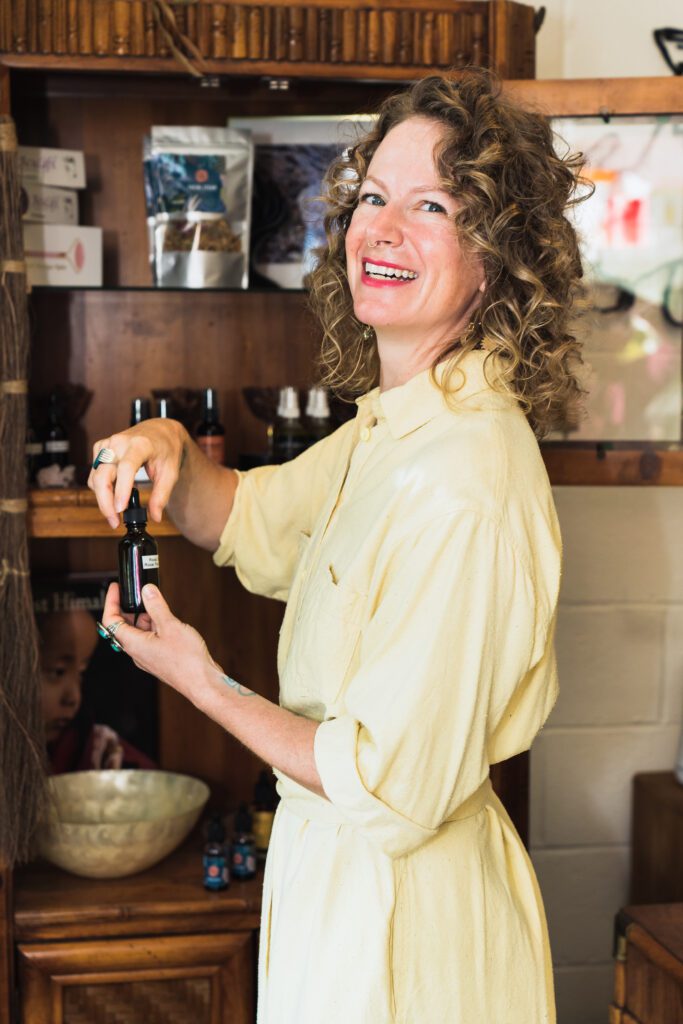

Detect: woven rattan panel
[63, 976, 211, 1024]
[3, 1, 489, 69]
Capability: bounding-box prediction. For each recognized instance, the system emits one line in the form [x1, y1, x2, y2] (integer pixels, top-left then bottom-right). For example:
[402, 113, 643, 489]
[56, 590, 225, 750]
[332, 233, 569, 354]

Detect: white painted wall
[527, 5, 683, 1023]
[535, 0, 681, 79]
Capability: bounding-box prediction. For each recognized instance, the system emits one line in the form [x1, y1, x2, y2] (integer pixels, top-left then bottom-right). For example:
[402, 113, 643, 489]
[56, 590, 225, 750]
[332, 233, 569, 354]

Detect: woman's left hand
[102, 582, 220, 704]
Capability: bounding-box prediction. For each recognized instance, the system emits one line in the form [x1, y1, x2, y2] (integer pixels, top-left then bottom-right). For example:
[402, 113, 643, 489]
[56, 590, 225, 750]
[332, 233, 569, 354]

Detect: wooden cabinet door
[18, 931, 255, 1024]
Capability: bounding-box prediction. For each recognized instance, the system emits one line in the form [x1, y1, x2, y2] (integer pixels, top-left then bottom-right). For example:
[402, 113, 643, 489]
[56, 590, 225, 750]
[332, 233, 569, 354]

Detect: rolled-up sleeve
[212, 422, 352, 601]
[314, 509, 545, 858]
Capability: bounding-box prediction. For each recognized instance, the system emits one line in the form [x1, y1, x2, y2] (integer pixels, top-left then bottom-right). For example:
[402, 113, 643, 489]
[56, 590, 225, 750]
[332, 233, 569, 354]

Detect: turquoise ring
[93, 447, 116, 469]
[96, 620, 124, 653]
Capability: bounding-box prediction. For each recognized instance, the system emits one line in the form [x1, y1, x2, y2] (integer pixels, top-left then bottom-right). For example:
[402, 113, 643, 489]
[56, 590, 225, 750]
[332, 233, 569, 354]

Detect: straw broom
[0, 114, 47, 865]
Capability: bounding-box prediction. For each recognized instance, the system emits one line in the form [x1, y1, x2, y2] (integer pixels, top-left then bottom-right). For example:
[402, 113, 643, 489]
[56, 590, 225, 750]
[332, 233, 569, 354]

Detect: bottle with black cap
[202, 814, 230, 891]
[43, 391, 70, 469]
[230, 803, 257, 880]
[118, 487, 160, 615]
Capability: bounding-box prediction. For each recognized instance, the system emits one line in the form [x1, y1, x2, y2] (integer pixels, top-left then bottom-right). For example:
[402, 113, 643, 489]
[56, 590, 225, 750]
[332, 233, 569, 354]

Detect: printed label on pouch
[142, 554, 159, 570]
[45, 440, 69, 453]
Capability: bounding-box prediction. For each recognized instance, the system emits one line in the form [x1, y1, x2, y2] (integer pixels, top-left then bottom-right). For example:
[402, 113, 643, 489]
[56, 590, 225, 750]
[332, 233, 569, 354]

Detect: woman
[91, 68, 590, 1022]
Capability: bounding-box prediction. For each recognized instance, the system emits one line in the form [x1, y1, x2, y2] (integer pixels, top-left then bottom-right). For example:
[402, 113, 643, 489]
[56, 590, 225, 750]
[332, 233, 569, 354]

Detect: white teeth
[364, 260, 417, 280]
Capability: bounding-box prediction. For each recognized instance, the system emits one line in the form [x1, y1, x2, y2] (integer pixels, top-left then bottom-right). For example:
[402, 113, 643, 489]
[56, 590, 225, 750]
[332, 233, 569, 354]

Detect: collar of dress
[354, 347, 519, 440]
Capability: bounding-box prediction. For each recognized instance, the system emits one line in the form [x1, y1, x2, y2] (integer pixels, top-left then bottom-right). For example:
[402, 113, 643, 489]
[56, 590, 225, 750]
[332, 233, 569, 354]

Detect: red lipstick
[361, 257, 418, 288]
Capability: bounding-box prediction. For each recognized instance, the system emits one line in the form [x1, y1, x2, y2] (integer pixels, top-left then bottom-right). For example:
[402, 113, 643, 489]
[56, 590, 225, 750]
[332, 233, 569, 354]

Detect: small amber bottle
[118, 488, 160, 614]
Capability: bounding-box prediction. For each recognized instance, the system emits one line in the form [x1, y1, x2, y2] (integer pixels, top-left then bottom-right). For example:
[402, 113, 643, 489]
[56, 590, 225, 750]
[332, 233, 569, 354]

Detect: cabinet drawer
[18, 931, 255, 1024]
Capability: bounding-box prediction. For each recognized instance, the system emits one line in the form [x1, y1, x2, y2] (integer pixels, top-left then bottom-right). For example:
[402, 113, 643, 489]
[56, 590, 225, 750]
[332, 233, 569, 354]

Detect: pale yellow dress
[214, 348, 560, 1023]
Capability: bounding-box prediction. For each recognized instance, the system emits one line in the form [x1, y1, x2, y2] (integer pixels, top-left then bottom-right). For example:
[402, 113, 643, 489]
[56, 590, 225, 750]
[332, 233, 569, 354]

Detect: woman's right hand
[88, 418, 188, 529]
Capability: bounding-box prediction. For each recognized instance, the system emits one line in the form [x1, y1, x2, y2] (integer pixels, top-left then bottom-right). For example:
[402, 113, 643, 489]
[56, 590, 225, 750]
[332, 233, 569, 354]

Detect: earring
[362, 325, 374, 341]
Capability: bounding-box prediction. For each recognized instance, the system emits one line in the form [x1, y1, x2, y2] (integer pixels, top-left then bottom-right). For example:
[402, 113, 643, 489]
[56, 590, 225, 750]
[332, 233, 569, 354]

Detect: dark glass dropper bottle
[196, 387, 225, 465]
[118, 488, 160, 615]
[44, 391, 70, 468]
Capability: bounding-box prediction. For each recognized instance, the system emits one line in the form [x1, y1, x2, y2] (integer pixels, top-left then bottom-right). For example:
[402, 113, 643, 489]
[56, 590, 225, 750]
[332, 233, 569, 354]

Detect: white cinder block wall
[531, 489, 683, 1023]
[530, 5, 683, 1022]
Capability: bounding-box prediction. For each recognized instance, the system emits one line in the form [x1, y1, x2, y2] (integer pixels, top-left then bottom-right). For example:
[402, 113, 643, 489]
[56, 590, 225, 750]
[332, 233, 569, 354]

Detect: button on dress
[214, 349, 561, 1023]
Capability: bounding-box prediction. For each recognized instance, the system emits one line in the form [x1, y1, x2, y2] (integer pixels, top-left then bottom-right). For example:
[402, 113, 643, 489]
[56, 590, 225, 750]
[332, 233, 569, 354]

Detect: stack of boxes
[19, 146, 103, 287]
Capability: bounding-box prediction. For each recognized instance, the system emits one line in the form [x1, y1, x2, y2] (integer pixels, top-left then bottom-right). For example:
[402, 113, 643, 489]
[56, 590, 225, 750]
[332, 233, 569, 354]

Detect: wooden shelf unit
[28, 487, 181, 538]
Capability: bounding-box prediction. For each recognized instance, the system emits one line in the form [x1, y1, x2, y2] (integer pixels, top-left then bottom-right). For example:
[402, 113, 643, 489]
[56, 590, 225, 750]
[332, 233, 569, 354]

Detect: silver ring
[93, 447, 116, 469]
[107, 620, 125, 638]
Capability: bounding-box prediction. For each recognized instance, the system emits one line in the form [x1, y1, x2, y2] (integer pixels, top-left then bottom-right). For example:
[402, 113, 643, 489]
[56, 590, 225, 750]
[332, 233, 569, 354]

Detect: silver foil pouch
[143, 125, 253, 289]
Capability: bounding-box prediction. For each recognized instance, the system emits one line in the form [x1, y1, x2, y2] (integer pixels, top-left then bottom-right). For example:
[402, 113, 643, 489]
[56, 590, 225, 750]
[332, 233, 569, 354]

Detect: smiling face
[345, 117, 485, 367]
[39, 610, 97, 743]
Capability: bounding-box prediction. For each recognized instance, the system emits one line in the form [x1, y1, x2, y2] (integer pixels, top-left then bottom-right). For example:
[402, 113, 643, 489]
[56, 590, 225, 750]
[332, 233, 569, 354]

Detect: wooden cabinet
[13, 831, 261, 1024]
[18, 933, 254, 1024]
[610, 903, 683, 1024]
[631, 772, 683, 905]
[2, 12, 681, 1022]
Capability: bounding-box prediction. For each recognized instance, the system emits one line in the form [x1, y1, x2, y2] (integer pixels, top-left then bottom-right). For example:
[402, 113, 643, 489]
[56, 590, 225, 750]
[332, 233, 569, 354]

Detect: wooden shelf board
[13, 828, 262, 942]
[541, 446, 683, 486]
[0, 52, 485, 82]
[28, 488, 181, 538]
[25, 450, 683, 544]
[504, 76, 683, 116]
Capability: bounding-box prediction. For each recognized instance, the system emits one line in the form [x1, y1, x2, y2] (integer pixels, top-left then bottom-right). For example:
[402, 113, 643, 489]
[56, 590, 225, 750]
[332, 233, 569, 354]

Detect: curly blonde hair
[307, 66, 594, 438]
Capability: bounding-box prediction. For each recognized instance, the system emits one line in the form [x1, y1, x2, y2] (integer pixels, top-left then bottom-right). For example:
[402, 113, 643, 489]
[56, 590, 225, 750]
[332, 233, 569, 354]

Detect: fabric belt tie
[281, 776, 493, 830]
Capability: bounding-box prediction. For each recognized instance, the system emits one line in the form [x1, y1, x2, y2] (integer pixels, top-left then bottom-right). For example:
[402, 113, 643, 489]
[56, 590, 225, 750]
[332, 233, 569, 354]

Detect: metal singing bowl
[36, 770, 210, 879]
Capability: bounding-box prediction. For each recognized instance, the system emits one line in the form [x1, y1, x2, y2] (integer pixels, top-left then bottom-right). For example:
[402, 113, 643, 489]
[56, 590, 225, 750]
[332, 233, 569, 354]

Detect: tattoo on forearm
[220, 673, 256, 697]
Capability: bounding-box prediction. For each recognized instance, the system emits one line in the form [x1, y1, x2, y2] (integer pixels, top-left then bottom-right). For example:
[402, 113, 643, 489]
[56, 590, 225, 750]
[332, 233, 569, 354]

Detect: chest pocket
[286, 553, 366, 708]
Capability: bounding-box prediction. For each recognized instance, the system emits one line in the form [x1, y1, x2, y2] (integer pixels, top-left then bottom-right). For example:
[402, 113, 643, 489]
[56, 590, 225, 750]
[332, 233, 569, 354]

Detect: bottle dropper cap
[277, 387, 300, 419]
[306, 387, 330, 419]
[123, 487, 148, 525]
[207, 814, 226, 843]
[235, 802, 253, 833]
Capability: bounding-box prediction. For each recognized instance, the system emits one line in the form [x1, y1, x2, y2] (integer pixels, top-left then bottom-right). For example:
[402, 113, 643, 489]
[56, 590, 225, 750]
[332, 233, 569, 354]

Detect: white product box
[18, 146, 86, 188]
[20, 182, 78, 225]
[23, 224, 102, 287]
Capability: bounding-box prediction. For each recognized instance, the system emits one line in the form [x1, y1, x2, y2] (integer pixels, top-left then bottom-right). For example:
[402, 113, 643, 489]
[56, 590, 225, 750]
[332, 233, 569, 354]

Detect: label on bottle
[142, 554, 159, 570]
[197, 435, 225, 465]
[203, 852, 230, 890]
[25, 442, 43, 455]
[231, 840, 257, 879]
[45, 440, 69, 453]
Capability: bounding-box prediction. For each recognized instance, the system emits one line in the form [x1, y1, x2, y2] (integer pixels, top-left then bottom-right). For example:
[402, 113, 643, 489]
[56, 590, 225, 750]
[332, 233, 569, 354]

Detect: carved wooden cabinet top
[13, 830, 263, 942]
[0, 0, 536, 81]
